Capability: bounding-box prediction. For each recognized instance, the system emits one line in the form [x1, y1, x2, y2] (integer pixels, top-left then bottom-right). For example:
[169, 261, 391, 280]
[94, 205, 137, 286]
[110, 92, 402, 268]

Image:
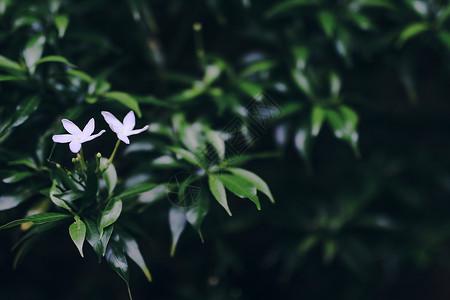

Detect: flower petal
[128, 125, 149, 136]
[123, 111, 135, 131]
[117, 133, 130, 144]
[52, 134, 73, 143]
[82, 118, 95, 137]
[69, 141, 82, 153]
[101, 111, 123, 133]
[83, 130, 106, 142]
[62, 119, 82, 135]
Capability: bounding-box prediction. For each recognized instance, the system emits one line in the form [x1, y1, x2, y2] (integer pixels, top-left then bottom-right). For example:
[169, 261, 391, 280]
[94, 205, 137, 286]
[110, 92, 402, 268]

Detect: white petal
[62, 119, 82, 135]
[101, 111, 123, 133]
[52, 134, 73, 143]
[69, 141, 82, 153]
[83, 129, 106, 142]
[82, 118, 95, 137]
[117, 133, 130, 144]
[128, 125, 149, 136]
[123, 111, 135, 131]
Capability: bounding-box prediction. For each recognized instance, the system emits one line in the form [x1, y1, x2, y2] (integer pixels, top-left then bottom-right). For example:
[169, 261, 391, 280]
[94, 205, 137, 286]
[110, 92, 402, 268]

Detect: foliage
[1, 0, 450, 299]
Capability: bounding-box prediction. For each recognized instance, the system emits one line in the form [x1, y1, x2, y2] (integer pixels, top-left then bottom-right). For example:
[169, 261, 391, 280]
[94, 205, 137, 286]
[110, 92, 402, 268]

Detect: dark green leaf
[3, 171, 33, 183]
[116, 182, 158, 200]
[99, 198, 122, 236]
[105, 237, 132, 299]
[120, 232, 152, 282]
[85, 218, 113, 262]
[100, 157, 117, 195]
[34, 55, 75, 67]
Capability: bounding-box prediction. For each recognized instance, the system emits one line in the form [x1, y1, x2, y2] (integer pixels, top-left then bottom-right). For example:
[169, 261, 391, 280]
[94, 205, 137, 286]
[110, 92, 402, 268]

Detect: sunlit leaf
[208, 175, 231, 216]
[99, 198, 122, 236]
[54, 14, 69, 38]
[228, 168, 274, 203]
[398, 22, 429, 46]
[23, 34, 45, 74]
[216, 174, 260, 210]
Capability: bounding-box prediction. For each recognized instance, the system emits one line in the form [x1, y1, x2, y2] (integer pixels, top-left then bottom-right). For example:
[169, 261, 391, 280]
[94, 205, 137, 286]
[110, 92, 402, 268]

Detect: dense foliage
[2, 0, 450, 299]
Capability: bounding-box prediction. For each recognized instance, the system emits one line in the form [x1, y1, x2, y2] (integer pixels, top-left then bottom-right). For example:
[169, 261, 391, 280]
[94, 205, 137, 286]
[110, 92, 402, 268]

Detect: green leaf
[99, 198, 122, 236]
[398, 22, 429, 46]
[208, 175, 232, 216]
[348, 12, 375, 31]
[239, 60, 276, 78]
[116, 182, 158, 200]
[237, 81, 263, 99]
[121, 232, 152, 282]
[34, 55, 75, 67]
[100, 157, 117, 195]
[0, 0, 11, 14]
[54, 14, 69, 38]
[216, 174, 261, 210]
[26, 212, 70, 224]
[85, 218, 113, 262]
[318, 10, 336, 38]
[169, 146, 203, 168]
[186, 190, 209, 242]
[12, 96, 40, 127]
[329, 71, 341, 98]
[50, 181, 73, 213]
[67, 69, 93, 83]
[3, 171, 33, 184]
[8, 158, 38, 170]
[206, 130, 225, 159]
[105, 237, 132, 300]
[291, 68, 313, 98]
[104, 91, 142, 118]
[69, 216, 86, 258]
[0, 54, 24, 74]
[265, 0, 314, 19]
[23, 34, 46, 74]
[228, 168, 275, 203]
[169, 207, 186, 256]
[311, 106, 325, 136]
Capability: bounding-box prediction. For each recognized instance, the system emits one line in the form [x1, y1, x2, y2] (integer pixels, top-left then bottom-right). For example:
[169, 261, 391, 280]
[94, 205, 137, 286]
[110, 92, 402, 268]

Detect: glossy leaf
[121, 233, 152, 282]
[50, 181, 73, 213]
[116, 182, 158, 200]
[105, 237, 132, 299]
[99, 198, 122, 236]
[169, 206, 186, 256]
[169, 146, 203, 168]
[104, 91, 142, 118]
[398, 22, 429, 46]
[228, 168, 275, 203]
[101, 157, 117, 195]
[69, 216, 86, 258]
[0, 54, 23, 74]
[0, 213, 70, 230]
[186, 190, 209, 242]
[216, 174, 261, 210]
[206, 130, 225, 159]
[12, 96, 40, 127]
[208, 175, 231, 216]
[23, 34, 45, 74]
[85, 218, 113, 262]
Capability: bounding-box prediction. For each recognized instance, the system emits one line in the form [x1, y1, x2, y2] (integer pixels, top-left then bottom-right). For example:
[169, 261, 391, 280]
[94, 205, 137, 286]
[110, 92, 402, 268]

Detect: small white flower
[101, 111, 149, 144]
[52, 118, 106, 153]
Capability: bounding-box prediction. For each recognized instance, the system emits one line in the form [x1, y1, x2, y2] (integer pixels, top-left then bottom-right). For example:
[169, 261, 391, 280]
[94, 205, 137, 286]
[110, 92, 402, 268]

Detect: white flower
[52, 118, 106, 153]
[101, 111, 149, 144]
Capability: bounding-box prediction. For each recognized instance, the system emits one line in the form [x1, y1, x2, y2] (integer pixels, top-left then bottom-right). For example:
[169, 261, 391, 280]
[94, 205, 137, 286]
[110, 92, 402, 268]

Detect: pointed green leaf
[398, 22, 429, 46]
[23, 34, 45, 74]
[0, 54, 23, 74]
[186, 190, 209, 242]
[169, 146, 203, 167]
[104, 91, 142, 118]
[50, 181, 73, 213]
[121, 233, 152, 282]
[12, 96, 40, 127]
[169, 207, 186, 256]
[69, 216, 86, 258]
[311, 106, 325, 136]
[85, 218, 113, 262]
[3, 171, 34, 184]
[208, 175, 231, 216]
[99, 198, 122, 236]
[206, 130, 225, 159]
[318, 10, 336, 38]
[54, 14, 69, 38]
[100, 157, 117, 195]
[228, 168, 274, 203]
[34, 55, 75, 67]
[215, 174, 261, 210]
[26, 212, 71, 224]
[105, 237, 132, 300]
[116, 182, 158, 199]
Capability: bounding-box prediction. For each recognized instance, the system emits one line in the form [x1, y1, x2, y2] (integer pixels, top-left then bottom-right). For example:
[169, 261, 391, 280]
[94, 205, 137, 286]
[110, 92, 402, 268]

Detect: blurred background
[2, 0, 450, 299]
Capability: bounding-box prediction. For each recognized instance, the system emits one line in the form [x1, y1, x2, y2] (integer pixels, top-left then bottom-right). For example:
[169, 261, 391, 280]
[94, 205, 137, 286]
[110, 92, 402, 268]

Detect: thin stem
[79, 147, 88, 171]
[103, 139, 121, 173]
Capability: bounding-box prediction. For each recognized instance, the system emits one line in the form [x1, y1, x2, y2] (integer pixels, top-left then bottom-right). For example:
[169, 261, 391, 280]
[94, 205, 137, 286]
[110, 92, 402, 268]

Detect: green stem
[103, 139, 121, 173]
[78, 147, 88, 171]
